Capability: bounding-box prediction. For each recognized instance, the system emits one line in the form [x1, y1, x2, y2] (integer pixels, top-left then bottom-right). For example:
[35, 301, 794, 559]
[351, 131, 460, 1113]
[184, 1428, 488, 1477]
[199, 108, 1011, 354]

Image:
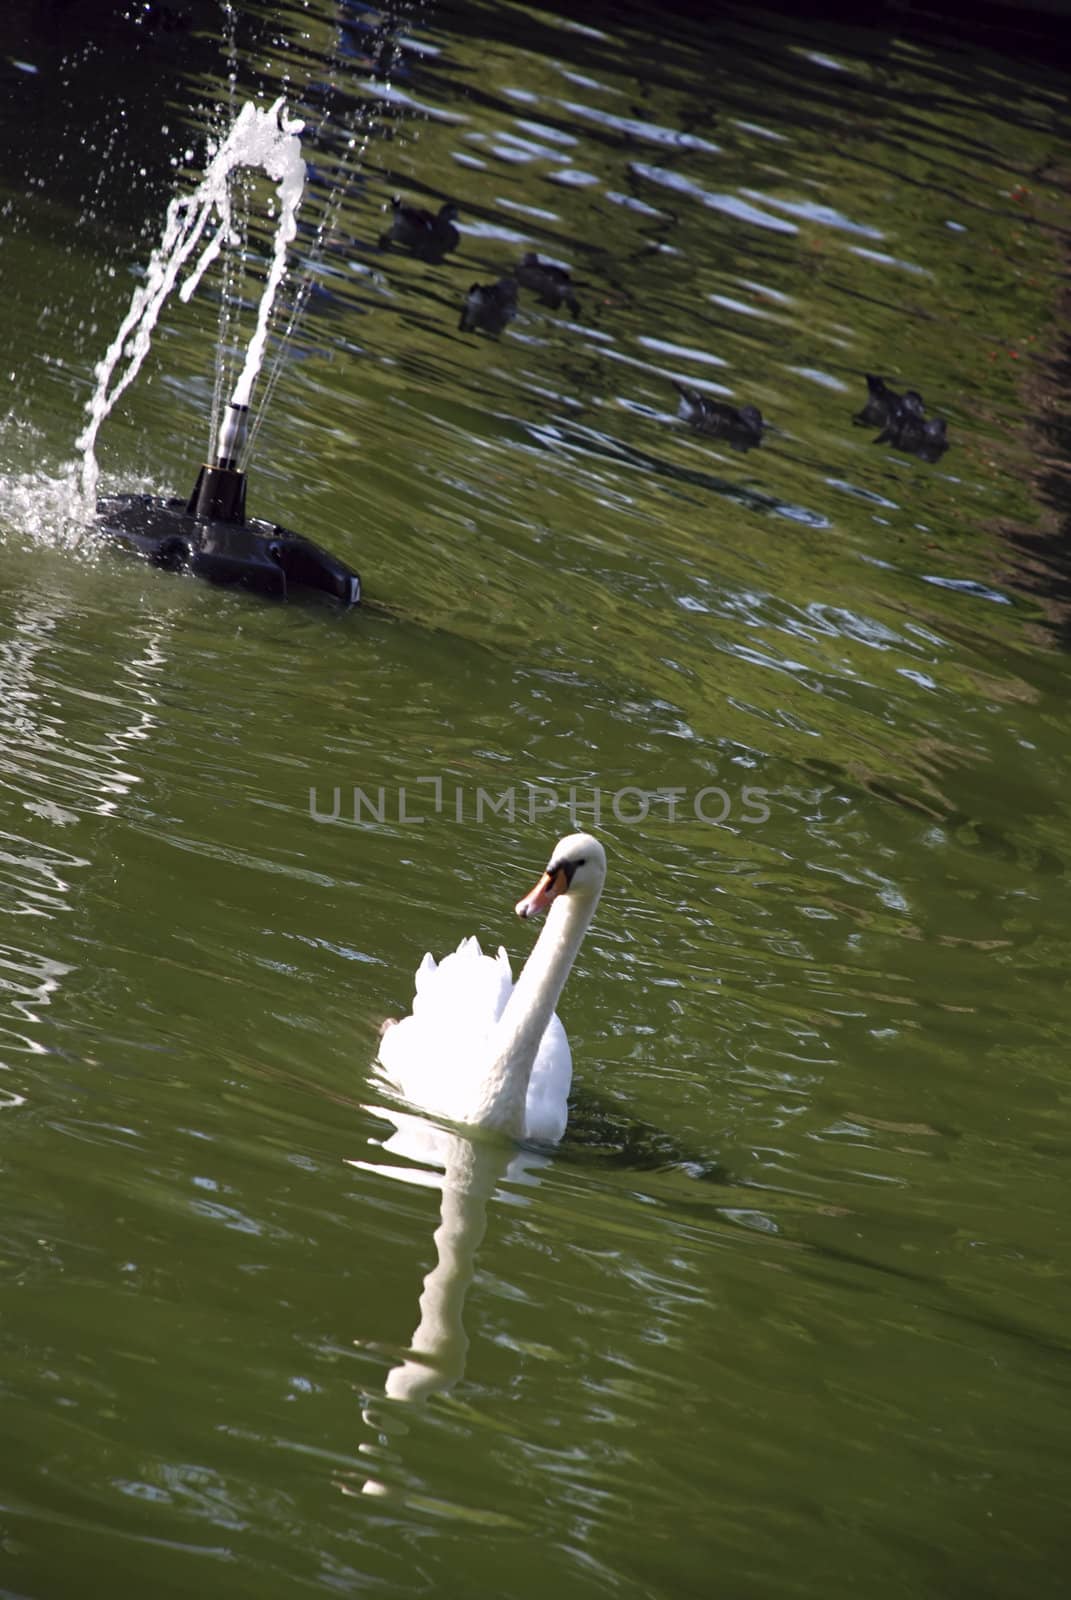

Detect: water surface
[1, 3, 1070, 1596]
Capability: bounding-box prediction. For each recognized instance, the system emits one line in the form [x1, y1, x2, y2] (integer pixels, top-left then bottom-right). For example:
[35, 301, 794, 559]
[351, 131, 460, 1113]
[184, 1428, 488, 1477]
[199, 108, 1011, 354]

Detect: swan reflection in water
[348, 834, 607, 1499]
[348, 1106, 549, 1499]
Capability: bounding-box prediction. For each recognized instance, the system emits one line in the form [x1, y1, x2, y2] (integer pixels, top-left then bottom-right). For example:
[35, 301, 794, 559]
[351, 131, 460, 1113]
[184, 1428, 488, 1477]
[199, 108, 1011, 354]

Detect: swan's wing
[410, 937, 512, 1024]
[524, 1012, 572, 1144]
[376, 939, 513, 1116]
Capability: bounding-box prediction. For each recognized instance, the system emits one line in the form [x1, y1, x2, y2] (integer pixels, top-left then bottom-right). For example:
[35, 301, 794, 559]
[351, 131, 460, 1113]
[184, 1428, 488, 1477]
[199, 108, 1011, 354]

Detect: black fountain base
[95, 492, 361, 607]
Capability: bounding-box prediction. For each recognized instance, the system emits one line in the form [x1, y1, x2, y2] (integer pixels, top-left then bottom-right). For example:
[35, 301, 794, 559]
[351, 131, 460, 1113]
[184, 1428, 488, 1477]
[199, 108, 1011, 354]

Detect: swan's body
[376, 833, 606, 1143]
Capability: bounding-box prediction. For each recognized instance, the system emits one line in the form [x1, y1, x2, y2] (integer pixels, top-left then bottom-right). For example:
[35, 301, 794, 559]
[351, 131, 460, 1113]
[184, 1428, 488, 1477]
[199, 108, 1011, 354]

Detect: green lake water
[2, 2, 1070, 1595]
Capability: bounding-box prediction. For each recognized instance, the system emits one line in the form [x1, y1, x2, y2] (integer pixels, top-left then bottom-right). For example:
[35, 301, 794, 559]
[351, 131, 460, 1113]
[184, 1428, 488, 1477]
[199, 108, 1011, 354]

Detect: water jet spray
[87, 98, 361, 607]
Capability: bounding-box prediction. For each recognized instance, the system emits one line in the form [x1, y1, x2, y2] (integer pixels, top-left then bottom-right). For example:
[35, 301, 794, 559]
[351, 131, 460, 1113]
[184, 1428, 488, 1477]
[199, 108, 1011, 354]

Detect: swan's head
[515, 832, 606, 919]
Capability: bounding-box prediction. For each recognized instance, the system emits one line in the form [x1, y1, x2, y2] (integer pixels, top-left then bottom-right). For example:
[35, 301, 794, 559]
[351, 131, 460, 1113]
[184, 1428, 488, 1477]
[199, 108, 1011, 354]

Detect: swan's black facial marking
[545, 856, 584, 886]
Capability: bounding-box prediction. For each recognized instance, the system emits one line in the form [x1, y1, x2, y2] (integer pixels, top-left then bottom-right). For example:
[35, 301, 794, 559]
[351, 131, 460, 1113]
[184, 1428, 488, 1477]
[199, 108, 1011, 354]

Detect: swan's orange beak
[515, 865, 568, 919]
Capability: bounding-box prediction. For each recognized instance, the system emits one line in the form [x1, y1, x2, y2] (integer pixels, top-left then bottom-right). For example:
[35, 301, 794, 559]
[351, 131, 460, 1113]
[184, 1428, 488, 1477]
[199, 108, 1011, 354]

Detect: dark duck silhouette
[876, 391, 948, 462]
[379, 196, 460, 262]
[673, 381, 764, 450]
[514, 252, 580, 315]
[854, 373, 912, 429]
[459, 277, 518, 335]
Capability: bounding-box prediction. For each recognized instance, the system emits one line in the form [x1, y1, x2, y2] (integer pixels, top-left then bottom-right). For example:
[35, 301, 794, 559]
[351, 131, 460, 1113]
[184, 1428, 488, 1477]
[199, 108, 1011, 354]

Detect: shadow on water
[562, 1085, 732, 1181]
[996, 304, 1071, 647]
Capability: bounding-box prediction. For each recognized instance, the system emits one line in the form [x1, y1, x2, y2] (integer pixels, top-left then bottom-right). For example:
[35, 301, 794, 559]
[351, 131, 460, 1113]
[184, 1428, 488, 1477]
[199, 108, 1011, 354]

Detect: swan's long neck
[474, 889, 598, 1137]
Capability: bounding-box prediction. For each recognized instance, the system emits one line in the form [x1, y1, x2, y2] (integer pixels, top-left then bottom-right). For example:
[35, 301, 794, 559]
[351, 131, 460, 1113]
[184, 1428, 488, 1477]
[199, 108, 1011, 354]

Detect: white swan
[375, 832, 606, 1143]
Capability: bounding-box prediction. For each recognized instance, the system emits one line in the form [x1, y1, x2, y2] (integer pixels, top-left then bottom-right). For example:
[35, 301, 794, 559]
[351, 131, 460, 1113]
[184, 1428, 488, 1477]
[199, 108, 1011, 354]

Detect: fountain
[84, 97, 361, 607]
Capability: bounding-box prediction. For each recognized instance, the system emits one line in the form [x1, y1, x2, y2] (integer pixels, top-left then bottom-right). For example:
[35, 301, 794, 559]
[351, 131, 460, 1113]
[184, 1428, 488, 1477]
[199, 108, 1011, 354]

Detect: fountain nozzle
[185, 401, 250, 522]
[214, 400, 249, 469]
[186, 463, 247, 523]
